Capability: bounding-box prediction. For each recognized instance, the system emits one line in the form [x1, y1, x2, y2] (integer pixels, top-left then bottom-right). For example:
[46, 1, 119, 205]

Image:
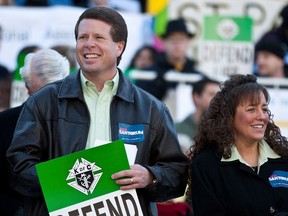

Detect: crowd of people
[0, 2, 288, 216]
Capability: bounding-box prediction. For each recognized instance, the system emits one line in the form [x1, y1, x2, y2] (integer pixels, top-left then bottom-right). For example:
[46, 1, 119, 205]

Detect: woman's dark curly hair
[186, 74, 288, 196]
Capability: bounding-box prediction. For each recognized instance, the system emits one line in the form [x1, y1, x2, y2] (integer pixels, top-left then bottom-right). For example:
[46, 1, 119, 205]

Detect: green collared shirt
[80, 71, 119, 149]
[221, 140, 280, 174]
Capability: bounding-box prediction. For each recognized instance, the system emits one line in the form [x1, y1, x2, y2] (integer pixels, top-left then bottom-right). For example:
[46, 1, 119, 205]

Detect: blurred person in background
[51, 44, 78, 73]
[73, 0, 142, 13]
[9, 45, 40, 108]
[157, 77, 219, 216]
[176, 77, 220, 156]
[0, 0, 14, 5]
[0, 48, 70, 216]
[0, 25, 12, 111]
[73, 0, 109, 8]
[256, 4, 288, 66]
[125, 44, 159, 83]
[254, 35, 288, 78]
[14, 0, 74, 6]
[136, 18, 203, 118]
[20, 49, 70, 95]
[12, 45, 40, 82]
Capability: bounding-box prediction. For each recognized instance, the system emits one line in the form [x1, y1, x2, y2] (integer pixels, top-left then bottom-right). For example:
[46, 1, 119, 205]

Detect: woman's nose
[257, 109, 267, 119]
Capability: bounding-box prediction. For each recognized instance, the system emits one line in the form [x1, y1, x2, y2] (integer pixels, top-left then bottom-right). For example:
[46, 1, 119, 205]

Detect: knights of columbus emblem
[66, 158, 103, 195]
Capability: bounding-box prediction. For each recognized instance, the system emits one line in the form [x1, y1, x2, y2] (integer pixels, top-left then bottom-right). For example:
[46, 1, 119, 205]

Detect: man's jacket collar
[58, 69, 134, 103]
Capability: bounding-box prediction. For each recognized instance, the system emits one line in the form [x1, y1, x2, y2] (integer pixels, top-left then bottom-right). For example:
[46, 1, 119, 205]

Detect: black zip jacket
[6, 69, 188, 216]
[191, 146, 288, 216]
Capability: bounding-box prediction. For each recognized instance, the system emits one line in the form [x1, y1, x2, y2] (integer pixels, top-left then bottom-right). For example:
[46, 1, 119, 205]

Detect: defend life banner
[168, 0, 287, 77]
[198, 15, 254, 77]
[36, 140, 143, 216]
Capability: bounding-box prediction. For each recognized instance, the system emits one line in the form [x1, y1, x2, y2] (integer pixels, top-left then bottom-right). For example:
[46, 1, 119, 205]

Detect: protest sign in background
[0, 1, 287, 136]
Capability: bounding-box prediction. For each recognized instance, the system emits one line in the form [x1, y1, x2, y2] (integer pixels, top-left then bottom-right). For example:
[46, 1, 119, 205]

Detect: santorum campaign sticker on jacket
[118, 123, 144, 143]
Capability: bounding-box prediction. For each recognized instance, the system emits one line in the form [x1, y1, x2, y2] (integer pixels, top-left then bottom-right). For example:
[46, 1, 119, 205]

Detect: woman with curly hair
[187, 74, 288, 216]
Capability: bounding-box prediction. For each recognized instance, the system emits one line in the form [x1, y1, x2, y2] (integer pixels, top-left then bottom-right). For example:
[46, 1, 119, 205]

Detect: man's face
[256, 51, 284, 77]
[194, 83, 220, 111]
[163, 32, 190, 60]
[76, 19, 124, 77]
[26, 69, 45, 95]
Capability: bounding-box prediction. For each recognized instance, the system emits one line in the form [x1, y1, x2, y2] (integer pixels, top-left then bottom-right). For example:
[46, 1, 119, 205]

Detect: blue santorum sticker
[269, 170, 288, 188]
[118, 123, 144, 143]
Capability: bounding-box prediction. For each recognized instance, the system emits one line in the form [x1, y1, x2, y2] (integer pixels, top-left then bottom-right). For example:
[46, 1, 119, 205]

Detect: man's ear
[117, 41, 125, 57]
[192, 93, 200, 107]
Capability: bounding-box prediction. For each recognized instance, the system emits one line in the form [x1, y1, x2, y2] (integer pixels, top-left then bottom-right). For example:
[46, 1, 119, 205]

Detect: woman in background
[124, 45, 158, 83]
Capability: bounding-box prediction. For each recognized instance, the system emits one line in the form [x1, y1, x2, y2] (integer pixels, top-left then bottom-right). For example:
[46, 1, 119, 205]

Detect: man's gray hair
[20, 48, 70, 86]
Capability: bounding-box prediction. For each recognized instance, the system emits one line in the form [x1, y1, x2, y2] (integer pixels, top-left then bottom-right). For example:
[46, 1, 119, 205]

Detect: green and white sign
[198, 15, 254, 77]
[36, 140, 143, 216]
[203, 16, 252, 42]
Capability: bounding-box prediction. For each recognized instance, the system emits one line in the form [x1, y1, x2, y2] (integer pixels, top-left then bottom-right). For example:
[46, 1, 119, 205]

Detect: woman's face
[134, 49, 154, 69]
[233, 92, 269, 146]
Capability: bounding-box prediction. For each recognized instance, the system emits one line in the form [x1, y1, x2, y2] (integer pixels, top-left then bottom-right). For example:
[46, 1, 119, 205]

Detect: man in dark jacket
[6, 7, 188, 216]
[136, 18, 203, 101]
[0, 104, 23, 216]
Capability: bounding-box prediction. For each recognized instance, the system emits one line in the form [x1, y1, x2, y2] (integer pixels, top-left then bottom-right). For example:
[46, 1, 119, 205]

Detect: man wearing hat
[255, 4, 288, 68]
[136, 18, 203, 105]
[254, 35, 288, 78]
[160, 18, 196, 76]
